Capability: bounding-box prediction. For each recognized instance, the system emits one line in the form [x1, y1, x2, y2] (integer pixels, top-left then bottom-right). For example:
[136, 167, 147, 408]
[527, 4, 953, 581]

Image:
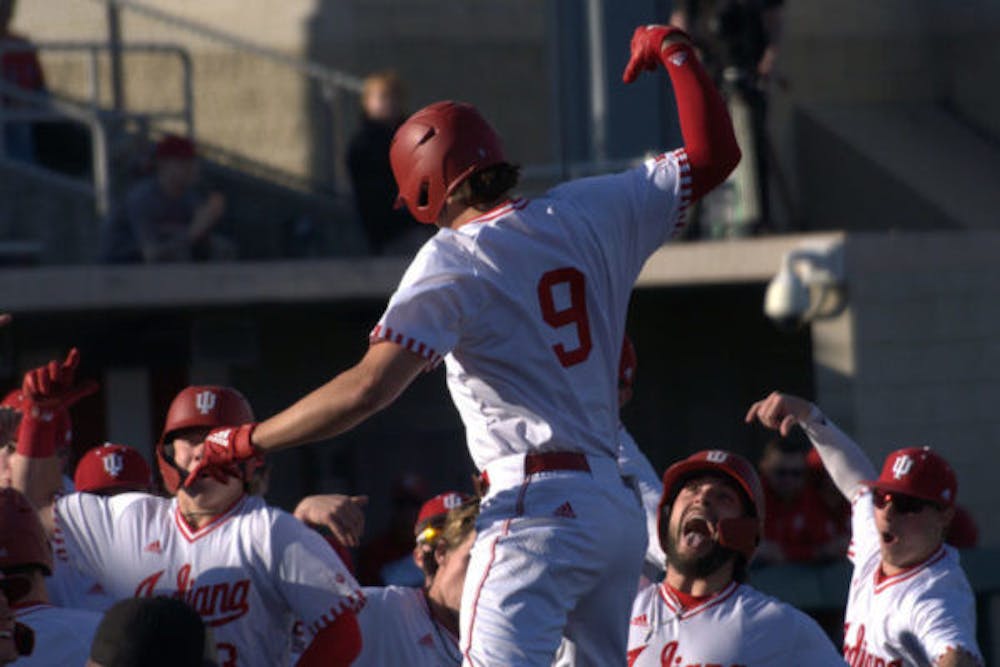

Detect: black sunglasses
[871, 489, 940, 515]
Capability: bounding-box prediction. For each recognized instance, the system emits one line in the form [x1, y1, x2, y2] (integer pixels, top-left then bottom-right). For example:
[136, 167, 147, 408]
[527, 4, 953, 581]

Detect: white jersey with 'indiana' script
[626, 581, 844, 666]
[842, 490, 982, 666]
[52, 492, 364, 667]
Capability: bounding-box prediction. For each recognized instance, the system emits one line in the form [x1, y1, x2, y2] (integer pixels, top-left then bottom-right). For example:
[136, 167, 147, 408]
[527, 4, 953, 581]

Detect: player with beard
[626, 450, 842, 666]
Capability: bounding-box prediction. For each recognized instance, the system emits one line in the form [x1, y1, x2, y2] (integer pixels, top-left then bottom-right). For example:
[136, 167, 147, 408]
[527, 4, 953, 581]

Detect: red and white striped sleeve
[370, 238, 482, 369]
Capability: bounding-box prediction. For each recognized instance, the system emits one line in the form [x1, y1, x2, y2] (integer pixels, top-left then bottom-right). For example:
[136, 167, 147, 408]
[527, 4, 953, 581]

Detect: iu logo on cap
[442, 493, 463, 510]
[102, 452, 124, 478]
[892, 454, 914, 480]
[195, 391, 217, 416]
[706, 451, 728, 463]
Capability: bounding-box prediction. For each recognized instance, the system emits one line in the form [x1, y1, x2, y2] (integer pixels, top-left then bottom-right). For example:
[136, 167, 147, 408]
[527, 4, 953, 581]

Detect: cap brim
[862, 479, 951, 505]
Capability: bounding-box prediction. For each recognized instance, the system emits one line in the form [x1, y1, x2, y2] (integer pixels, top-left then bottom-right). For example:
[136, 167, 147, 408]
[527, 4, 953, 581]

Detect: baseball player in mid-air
[626, 449, 844, 666]
[353, 497, 478, 666]
[188, 22, 740, 665]
[747, 391, 983, 667]
[11, 354, 365, 667]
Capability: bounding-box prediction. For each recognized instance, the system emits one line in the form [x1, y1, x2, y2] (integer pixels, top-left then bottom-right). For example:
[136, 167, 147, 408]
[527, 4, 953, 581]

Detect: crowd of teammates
[0, 20, 988, 667]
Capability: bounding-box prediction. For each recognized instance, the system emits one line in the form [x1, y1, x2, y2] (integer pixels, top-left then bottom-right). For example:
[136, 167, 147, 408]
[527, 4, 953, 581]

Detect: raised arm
[184, 341, 428, 487]
[622, 24, 741, 201]
[745, 391, 877, 500]
[9, 349, 98, 535]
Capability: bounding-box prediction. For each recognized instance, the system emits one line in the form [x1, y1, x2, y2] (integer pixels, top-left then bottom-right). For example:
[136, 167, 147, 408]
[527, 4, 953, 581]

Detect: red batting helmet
[390, 100, 507, 224]
[74, 443, 153, 495]
[156, 386, 256, 495]
[2, 389, 73, 453]
[658, 450, 766, 559]
[0, 488, 52, 576]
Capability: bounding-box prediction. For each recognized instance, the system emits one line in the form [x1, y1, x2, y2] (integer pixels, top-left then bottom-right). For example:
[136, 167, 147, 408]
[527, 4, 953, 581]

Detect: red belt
[480, 452, 590, 490]
[524, 451, 590, 475]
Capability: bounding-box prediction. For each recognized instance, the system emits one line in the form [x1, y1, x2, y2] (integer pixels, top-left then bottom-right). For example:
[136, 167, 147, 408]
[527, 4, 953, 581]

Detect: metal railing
[0, 81, 111, 216]
[17, 40, 195, 136]
[86, 0, 364, 190]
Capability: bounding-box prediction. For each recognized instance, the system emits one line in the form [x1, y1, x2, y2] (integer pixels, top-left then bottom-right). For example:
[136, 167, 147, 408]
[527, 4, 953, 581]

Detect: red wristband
[15, 406, 63, 459]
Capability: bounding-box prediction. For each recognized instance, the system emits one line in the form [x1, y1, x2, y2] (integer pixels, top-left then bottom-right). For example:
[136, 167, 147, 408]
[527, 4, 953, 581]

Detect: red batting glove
[183, 423, 259, 488]
[17, 348, 98, 458]
[622, 24, 693, 84]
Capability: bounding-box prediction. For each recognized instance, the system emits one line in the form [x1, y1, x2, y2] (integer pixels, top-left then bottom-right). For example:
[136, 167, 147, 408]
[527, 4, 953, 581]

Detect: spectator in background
[946, 501, 979, 550]
[0, 0, 45, 164]
[805, 447, 850, 557]
[357, 472, 430, 586]
[87, 597, 213, 667]
[347, 70, 428, 255]
[755, 436, 843, 565]
[102, 135, 235, 264]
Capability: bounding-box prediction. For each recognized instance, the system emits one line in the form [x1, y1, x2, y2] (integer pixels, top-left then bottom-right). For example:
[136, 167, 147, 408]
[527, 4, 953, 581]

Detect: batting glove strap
[204, 423, 259, 465]
[622, 24, 694, 84]
[14, 405, 63, 459]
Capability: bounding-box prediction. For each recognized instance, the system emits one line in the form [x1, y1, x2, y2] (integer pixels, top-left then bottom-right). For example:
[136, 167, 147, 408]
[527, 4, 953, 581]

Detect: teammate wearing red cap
[746, 391, 982, 667]
[73, 443, 153, 495]
[12, 353, 365, 667]
[189, 23, 740, 664]
[626, 449, 842, 665]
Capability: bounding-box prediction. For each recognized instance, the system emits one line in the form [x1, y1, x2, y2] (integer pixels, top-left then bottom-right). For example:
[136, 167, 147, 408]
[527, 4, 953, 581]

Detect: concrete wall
[812, 232, 1000, 546]
[13, 1, 552, 186]
[768, 0, 1000, 230]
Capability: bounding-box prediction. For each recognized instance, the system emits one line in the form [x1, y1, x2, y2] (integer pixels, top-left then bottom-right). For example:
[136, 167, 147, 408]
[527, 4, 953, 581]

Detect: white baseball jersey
[13, 602, 101, 666]
[52, 491, 364, 667]
[842, 490, 982, 666]
[377, 153, 689, 666]
[626, 581, 844, 666]
[618, 425, 667, 579]
[372, 151, 691, 472]
[353, 586, 461, 667]
[46, 558, 116, 612]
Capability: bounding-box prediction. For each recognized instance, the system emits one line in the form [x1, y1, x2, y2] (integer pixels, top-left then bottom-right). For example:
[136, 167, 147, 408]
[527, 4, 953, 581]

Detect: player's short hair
[450, 163, 521, 212]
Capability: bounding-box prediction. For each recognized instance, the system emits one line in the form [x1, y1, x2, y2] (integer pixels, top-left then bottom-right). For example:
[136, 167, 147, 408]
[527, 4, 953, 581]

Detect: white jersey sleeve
[910, 579, 983, 664]
[270, 511, 366, 641]
[372, 237, 487, 366]
[51, 491, 144, 581]
[847, 489, 881, 566]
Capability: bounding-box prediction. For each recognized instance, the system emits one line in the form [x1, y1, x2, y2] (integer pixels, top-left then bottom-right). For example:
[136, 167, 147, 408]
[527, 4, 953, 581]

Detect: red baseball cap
[863, 447, 957, 507]
[414, 491, 471, 543]
[74, 443, 153, 494]
[155, 134, 196, 161]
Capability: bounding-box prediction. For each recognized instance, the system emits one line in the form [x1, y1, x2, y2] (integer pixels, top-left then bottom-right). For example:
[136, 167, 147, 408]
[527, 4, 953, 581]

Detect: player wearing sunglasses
[746, 391, 982, 667]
